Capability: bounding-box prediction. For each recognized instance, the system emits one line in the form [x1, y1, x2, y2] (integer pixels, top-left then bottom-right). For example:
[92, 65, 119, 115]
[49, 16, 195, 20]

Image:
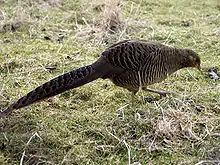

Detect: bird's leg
[142, 87, 175, 99]
[131, 90, 138, 107]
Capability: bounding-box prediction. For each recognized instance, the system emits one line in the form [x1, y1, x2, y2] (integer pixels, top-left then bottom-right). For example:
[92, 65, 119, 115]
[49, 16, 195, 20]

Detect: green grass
[0, 0, 220, 164]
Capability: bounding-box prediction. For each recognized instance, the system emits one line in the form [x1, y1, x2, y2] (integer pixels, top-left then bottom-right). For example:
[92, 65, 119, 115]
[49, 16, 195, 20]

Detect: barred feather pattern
[0, 40, 200, 116]
[103, 40, 185, 92]
[1, 65, 99, 115]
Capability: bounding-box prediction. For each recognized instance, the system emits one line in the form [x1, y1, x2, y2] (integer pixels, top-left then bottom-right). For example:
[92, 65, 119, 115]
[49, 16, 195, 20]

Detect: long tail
[0, 61, 106, 116]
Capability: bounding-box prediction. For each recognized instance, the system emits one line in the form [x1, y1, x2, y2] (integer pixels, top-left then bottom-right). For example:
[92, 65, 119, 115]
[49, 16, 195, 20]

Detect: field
[0, 0, 219, 164]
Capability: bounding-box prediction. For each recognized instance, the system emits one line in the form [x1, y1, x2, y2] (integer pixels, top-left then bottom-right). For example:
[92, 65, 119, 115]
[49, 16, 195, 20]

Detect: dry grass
[0, 0, 61, 33]
[0, 0, 220, 164]
[102, 0, 123, 33]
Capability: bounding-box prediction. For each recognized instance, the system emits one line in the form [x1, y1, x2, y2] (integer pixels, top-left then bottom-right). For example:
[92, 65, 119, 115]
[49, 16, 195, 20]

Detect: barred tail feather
[0, 64, 102, 116]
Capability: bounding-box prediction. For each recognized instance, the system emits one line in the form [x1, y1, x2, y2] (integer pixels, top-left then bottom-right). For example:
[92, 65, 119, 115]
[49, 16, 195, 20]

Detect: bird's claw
[159, 91, 177, 98]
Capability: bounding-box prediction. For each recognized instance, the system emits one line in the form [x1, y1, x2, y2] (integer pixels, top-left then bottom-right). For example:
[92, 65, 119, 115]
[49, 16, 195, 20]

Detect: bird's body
[0, 40, 201, 116]
[104, 40, 178, 92]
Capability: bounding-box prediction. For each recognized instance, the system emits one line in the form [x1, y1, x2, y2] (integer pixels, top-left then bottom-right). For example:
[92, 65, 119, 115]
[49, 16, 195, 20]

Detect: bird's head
[180, 49, 201, 70]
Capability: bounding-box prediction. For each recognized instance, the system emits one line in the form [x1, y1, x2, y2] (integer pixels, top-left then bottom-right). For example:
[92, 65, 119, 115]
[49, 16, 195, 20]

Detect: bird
[0, 40, 201, 116]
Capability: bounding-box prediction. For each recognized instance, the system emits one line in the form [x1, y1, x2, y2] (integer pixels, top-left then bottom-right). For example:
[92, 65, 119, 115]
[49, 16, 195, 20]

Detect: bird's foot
[142, 87, 178, 99]
[157, 90, 175, 99]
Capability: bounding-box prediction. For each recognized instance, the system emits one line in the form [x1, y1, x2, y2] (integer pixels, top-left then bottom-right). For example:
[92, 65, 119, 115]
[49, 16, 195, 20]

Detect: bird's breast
[109, 68, 168, 92]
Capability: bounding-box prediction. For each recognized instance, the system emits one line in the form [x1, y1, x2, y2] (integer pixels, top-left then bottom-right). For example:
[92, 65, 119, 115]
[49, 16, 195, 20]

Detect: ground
[0, 0, 219, 164]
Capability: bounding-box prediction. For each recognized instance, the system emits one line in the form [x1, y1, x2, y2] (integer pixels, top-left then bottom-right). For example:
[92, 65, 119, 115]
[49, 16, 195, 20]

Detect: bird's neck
[175, 48, 193, 69]
[163, 48, 184, 75]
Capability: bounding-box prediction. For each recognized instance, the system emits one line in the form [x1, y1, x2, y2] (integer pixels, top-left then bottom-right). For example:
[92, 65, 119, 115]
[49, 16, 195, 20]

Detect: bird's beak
[195, 64, 201, 71]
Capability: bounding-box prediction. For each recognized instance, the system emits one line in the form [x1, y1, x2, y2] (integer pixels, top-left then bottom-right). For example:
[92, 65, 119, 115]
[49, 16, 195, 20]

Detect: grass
[0, 0, 219, 164]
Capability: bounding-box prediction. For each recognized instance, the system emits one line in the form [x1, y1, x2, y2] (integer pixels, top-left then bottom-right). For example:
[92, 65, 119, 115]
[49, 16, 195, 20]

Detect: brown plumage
[0, 40, 201, 116]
